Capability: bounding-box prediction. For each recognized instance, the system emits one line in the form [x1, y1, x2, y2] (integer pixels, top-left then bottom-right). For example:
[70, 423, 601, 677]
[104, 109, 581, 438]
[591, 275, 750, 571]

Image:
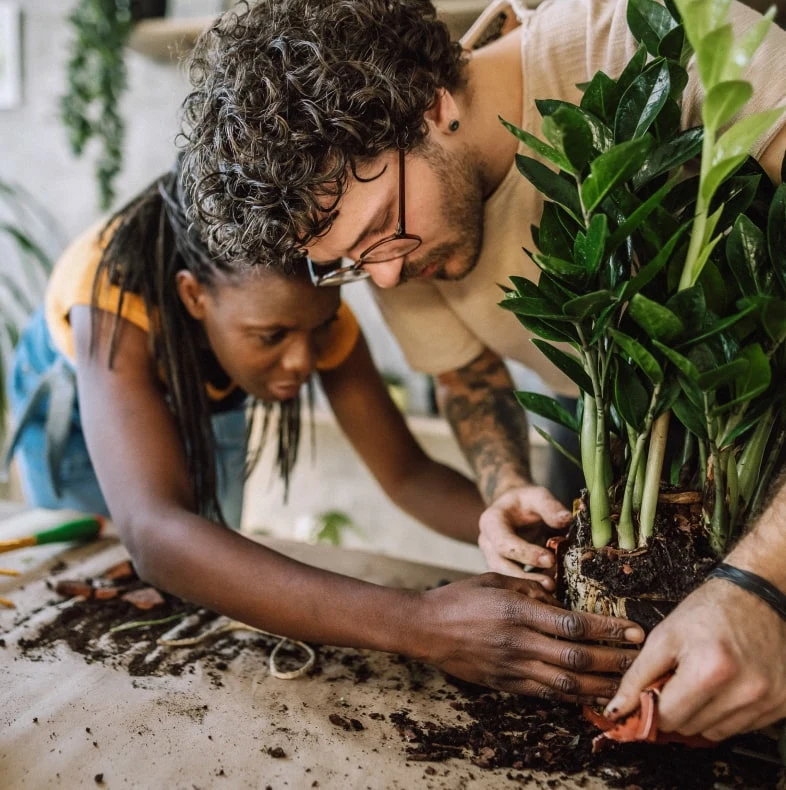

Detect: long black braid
[89, 164, 307, 521]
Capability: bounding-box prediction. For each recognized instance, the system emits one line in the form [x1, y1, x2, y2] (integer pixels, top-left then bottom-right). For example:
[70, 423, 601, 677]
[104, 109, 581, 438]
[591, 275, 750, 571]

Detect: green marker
[0, 515, 104, 554]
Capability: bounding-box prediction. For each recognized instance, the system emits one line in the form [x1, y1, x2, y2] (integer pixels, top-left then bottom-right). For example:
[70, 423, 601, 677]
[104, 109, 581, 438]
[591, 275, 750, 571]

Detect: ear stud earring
[448, 119, 460, 132]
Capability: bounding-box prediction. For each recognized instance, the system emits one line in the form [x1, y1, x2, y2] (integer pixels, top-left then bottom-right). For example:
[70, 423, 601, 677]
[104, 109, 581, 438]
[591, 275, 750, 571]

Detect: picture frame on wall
[0, 1, 21, 110]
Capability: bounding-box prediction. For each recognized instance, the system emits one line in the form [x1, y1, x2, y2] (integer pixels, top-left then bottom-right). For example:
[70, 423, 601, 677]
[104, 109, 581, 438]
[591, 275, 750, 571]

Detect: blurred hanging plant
[60, 0, 135, 211]
[0, 179, 63, 450]
[500, 0, 785, 558]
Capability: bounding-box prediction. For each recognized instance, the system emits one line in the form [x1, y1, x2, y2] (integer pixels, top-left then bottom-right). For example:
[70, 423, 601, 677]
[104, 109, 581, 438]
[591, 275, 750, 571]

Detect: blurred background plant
[60, 0, 166, 210]
[0, 177, 65, 454]
[294, 510, 363, 547]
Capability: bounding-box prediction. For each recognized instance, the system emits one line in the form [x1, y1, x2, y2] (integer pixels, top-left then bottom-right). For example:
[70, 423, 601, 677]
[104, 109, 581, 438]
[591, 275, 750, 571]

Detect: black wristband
[707, 562, 786, 622]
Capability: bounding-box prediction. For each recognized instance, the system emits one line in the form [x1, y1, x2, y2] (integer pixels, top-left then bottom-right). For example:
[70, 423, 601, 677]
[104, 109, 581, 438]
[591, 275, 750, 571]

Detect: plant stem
[709, 442, 728, 555]
[579, 330, 612, 547]
[620, 383, 662, 549]
[639, 411, 670, 542]
[581, 392, 596, 494]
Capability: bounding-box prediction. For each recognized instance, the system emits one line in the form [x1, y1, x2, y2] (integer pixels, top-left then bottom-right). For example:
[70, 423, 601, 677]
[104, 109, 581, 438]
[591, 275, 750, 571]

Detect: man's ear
[176, 270, 208, 320]
[423, 88, 461, 136]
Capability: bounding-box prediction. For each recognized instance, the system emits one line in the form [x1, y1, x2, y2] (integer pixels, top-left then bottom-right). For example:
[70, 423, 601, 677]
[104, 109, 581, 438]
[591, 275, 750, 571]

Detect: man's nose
[363, 258, 404, 289]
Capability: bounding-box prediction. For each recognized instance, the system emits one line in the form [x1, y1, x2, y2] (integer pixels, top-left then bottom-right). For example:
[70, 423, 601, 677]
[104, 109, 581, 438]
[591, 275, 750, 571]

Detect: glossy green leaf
[535, 100, 614, 152]
[574, 214, 608, 276]
[768, 184, 786, 294]
[733, 343, 771, 402]
[697, 357, 749, 391]
[681, 301, 758, 345]
[703, 109, 785, 202]
[629, 293, 685, 341]
[653, 339, 701, 380]
[658, 25, 688, 63]
[508, 275, 547, 300]
[727, 214, 765, 296]
[581, 137, 655, 213]
[580, 71, 620, 125]
[628, 0, 679, 56]
[536, 204, 574, 260]
[714, 174, 760, 234]
[666, 285, 706, 336]
[513, 313, 578, 343]
[696, 23, 733, 87]
[500, 117, 575, 174]
[609, 177, 680, 252]
[563, 289, 616, 320]
[619, 226, 687, 302]
[614, 61, 671, 142]
[516, 155, 583, 220]
[672, 390, 709, 439]
[515, 391, 579, 432]
[702, 81, 753, 133]
[542, 107, 595, 171]
[609, 328, 664, 383]
[499, 295, 570, 320]
[613, 359, 650, 432]
[616, 43, 649, 97]
[590, 301, 619, 344]
[632, 127, 703, 188]
[532, 340, 593, 393]
[533, 253, 589, 284]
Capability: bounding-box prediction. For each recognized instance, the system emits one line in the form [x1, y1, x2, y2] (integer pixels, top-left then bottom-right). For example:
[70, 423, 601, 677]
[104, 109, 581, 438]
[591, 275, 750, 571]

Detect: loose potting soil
[9, 568, 782, 790]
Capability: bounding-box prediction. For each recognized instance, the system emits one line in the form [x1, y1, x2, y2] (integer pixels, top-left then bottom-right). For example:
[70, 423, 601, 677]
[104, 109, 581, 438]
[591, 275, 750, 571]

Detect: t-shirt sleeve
[371, 281, 485, 376]
[45, 221, 150, 363]
[315, 301, 361, 370]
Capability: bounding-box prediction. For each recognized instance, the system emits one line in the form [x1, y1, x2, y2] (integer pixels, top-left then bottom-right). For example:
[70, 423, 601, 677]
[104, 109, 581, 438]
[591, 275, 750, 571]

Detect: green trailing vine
[60, 0, 134, 210]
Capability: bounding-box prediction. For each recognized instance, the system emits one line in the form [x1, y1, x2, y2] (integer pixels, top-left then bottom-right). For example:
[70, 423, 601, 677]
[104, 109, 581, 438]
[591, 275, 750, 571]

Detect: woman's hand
[408, 573, 644, 704]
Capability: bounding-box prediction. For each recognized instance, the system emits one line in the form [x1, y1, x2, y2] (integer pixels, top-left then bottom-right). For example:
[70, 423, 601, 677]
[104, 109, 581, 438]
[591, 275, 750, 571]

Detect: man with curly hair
[181, 0, 786, 739]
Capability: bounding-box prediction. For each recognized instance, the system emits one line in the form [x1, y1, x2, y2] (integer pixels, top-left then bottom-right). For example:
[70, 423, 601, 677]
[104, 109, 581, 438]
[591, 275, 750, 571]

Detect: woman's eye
[260, 330, 286, 347]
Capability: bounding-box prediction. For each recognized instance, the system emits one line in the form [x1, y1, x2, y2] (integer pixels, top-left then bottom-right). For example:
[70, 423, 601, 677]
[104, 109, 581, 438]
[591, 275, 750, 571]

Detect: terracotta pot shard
[583, 674, 715, 751]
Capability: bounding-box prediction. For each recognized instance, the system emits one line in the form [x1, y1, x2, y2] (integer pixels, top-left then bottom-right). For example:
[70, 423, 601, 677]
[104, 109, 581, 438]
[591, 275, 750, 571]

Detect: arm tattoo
[437, 348, 531, 503]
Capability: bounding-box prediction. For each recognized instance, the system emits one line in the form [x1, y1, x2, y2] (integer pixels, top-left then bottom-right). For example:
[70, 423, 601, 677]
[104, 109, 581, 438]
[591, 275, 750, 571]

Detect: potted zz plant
[500, 0, 786, 640]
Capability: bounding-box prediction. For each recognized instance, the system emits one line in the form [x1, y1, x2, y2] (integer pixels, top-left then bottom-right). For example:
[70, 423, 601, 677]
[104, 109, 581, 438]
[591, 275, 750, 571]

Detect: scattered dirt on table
[389, 674, 782, 789]
[9, 565, 785, 789]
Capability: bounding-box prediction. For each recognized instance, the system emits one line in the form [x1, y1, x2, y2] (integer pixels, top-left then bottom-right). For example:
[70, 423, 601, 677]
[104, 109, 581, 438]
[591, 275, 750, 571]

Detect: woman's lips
[268, 382, 301, 400]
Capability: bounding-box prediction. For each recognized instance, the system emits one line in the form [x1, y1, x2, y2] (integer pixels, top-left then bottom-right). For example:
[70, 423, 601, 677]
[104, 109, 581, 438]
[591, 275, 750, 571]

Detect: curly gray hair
[180, 0, 467, 266]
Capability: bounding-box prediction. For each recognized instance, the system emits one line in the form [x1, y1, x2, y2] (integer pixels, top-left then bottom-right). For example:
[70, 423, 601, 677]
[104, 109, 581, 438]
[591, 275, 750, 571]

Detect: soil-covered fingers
[478, 513, 556, 572]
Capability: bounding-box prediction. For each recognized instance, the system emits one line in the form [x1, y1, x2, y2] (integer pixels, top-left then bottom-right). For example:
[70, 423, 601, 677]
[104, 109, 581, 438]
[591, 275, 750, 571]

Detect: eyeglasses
[307, 149, 422, 287]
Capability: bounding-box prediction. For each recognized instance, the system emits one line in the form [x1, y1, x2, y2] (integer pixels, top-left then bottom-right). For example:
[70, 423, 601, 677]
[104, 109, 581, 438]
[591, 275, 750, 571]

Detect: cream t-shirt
[372, 0, 786, 397]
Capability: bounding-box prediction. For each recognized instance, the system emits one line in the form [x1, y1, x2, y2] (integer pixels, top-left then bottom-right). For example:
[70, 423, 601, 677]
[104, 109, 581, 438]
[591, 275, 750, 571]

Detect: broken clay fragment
[121, 587, 165, 610]
[55, 580, 94, 598]
[583, 673, 715, 751]
[102, 560, 136, 582]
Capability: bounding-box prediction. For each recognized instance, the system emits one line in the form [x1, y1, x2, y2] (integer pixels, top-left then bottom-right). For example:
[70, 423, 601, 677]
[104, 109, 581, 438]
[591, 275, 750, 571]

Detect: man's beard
[399, 142, 485, 284]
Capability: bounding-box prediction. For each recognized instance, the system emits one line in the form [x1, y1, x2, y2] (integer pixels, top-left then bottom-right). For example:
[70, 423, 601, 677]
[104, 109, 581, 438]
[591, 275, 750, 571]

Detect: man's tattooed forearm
[438, 350, 532, 503]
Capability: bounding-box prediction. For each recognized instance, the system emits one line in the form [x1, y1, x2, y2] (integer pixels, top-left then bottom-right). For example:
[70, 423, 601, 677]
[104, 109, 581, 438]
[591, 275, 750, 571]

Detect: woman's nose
[363, 258, 405, 289]
[281, 336, 316, 375]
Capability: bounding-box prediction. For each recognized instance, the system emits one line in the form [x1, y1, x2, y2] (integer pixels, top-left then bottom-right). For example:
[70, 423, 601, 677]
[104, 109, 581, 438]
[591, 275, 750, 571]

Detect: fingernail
[539, 553, 554, 567]
[624, 627, 644, 642]
[604, 701, 620, 718]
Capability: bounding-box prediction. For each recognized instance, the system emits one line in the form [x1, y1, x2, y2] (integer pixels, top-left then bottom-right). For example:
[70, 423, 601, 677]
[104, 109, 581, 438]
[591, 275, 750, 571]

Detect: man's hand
[411, 573, 644, 703]
[478, 485, 572, 588]
[603, 579, 786, 741]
